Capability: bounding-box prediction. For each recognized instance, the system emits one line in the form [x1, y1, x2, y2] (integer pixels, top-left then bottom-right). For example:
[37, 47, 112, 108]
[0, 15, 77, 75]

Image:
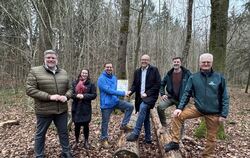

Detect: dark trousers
[74, 122, 89, 142]
[35, 112, 71, 158]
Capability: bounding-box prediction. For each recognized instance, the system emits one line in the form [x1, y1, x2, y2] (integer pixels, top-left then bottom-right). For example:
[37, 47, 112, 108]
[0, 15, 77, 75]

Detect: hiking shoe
[101, 140, 109, 149]
[126, 132, 139, 142]
[120, 125, 133, 131]
[164, 141, 179, 152]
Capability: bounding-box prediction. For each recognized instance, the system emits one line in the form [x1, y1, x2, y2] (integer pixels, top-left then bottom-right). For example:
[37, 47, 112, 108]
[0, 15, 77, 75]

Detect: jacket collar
[102, 71, 113, 78]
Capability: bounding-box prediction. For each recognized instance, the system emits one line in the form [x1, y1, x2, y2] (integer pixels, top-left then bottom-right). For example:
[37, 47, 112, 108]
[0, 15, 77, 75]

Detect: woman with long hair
[72, 69, 97, 149]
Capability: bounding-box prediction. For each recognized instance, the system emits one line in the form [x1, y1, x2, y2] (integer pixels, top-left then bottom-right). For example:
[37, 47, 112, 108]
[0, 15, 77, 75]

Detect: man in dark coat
[126, 54, 161, 143]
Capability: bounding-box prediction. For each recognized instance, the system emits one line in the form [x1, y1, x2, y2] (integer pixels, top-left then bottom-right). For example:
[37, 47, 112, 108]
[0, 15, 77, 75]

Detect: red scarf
[75, 78, 87, 94]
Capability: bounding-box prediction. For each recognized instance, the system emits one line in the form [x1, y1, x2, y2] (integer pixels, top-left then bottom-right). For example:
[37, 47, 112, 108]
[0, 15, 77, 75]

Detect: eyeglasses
[201, 61, 211, 64]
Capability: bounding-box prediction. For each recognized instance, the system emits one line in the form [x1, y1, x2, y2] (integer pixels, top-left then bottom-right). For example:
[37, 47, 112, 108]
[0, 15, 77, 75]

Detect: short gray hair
[43, 50, 58, 56]
[199, 53, 213, 61]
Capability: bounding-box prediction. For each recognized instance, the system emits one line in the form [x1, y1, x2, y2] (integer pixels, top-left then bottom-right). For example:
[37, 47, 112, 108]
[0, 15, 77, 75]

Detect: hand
[141, 93, 147, 98]
[161, 95, 168, 102]
[126, 91, 132, 97]
[50, 94, 60, 101]
[58, 95, 67, 102]
[219, 116, 226, 123]
[172, 109, 182, 117]
[76, 94, 84, 99]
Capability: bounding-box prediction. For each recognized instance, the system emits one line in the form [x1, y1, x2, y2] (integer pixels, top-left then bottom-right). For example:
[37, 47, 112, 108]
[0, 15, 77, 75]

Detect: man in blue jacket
[97, 62, 133, 148]
[157, 57, 191, 130]
[164, 53, 229, 157]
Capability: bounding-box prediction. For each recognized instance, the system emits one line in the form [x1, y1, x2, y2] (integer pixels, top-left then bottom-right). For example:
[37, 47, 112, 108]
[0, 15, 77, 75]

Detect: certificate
[117, 80, 128, 91]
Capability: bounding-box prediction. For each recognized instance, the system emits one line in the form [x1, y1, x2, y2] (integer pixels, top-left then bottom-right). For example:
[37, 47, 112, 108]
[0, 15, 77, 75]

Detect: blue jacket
[160, 66, 192, 101]
[97, 71, 125, 109]
[178, 70, 230, 118]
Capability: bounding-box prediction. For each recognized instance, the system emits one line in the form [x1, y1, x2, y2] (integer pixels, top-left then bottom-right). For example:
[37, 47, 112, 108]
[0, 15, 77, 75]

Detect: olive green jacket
[26, 65, 72, 115]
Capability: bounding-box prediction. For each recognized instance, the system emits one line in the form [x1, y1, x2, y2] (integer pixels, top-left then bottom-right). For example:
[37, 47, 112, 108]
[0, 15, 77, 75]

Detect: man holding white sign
[97, 62, 133, 148]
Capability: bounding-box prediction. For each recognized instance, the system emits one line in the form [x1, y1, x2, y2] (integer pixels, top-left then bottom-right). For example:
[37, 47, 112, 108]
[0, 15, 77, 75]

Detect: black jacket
[130, 65, 161, 112]
[72, 79, 97, 123]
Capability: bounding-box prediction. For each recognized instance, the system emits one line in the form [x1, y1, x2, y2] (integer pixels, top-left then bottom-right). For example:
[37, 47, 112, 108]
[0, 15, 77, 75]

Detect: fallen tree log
[114, 109, 139, 158]
[151, 108, 182, 158]
[0, 120, 20, 127]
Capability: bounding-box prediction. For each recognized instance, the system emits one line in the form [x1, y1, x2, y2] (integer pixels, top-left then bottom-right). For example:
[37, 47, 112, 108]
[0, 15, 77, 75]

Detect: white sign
[117, 80, 128, 91]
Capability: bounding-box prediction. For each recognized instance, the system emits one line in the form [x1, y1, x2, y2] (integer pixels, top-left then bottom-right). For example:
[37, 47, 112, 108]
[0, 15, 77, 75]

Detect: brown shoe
[120, 125, 133, 132]
[101, 140, 109, 149]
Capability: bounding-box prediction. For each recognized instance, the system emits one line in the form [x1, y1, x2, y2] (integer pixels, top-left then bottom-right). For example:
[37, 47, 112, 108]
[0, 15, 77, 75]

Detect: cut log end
[114, 149, 139, 158]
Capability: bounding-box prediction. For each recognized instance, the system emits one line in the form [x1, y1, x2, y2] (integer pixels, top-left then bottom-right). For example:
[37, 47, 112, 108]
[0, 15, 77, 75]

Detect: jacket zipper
[53, 74, 59, 112]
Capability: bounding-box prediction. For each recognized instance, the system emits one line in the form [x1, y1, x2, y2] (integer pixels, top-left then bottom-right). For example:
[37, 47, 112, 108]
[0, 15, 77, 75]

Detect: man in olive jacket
[164, 53, 229, 157]
[26, 50, 73, 158]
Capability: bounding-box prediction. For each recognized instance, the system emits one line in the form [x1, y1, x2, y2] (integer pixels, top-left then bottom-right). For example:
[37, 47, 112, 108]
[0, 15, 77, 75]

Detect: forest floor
[0, 87, 249, 158]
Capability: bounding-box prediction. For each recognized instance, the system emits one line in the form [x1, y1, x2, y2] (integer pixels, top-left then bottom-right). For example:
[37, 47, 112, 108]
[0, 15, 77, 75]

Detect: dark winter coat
[160, 66, 192, 101]
[72, 79, 97, 123]
[130, 65, 161, 112]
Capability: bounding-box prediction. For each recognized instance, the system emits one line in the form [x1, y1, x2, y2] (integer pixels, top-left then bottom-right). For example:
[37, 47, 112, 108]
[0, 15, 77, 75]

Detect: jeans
[132, 102, 151, 142]
[171, 105, 220, 157]
[101, 100, 133, 140]
[35, 112, 71, 158]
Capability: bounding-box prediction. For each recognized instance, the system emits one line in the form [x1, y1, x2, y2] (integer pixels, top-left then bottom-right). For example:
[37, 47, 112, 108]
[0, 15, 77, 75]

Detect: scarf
[75, 78, 87, 94]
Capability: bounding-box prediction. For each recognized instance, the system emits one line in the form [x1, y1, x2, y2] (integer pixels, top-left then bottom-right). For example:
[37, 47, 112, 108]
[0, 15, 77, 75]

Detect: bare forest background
[0, 0, 249, 92]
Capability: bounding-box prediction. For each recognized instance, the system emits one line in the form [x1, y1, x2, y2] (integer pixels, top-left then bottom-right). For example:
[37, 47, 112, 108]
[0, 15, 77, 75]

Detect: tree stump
[114, 111, 139, 158]
[151, 108, 182, 158]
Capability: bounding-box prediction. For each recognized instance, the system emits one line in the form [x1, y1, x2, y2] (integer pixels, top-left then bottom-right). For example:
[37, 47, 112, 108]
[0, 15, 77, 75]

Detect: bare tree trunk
[245, 65, 250, 93]
[182, 0, 193, 67]
[209, 0, 229, 73]
[117, 0, 130, 80]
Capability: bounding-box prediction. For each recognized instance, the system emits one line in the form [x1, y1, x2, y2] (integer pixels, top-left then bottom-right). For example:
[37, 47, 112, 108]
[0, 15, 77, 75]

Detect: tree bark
[209, 0, 229, 73]
[182, 0, 193, 67]
[114, 110, 139, 158]
[151, 108, 182, 158]
[117, 0, 130, 79]
[245, 65, 250, 93]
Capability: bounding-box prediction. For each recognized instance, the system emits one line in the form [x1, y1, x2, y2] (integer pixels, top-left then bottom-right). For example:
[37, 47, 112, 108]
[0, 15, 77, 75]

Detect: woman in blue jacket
[72, 69, 97, 149]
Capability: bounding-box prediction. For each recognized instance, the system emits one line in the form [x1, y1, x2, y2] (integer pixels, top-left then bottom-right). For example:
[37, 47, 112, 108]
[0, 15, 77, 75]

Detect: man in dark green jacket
[157, 57, 191, 128]
[26, 50, 73, 158]
[164, 53, 229, 158]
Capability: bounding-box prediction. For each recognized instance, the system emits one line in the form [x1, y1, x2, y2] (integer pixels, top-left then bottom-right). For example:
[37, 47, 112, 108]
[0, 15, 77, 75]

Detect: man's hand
[125, 91, 132, 97]
[50, 94, 60, 101]
[172, 109, 182, 117]
[141, 93, 147, 98]
[76, 94, 84, 99]
[219, 116, 226, 123]
[161, 95, 168, 102]
[58, 95, 68, 102]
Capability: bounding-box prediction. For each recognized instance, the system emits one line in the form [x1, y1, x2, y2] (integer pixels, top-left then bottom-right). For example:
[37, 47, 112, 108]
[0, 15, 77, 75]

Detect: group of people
[26, 49, 229, 158]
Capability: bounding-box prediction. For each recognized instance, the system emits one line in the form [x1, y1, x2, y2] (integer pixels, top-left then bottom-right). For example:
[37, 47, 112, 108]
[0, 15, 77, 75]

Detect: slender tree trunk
[245, 65, 250, 93]
[182, 0, 193, 67]
[117, 0, 130, 79]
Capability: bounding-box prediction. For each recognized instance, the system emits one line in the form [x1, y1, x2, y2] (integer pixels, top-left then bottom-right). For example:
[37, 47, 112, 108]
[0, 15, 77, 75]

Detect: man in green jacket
[26, 50, 73, 158]
[164, 53, 229, 157]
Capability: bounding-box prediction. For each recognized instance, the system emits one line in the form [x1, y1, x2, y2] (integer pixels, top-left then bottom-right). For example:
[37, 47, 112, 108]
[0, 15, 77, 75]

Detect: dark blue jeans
[132, 102, 151, 142]
[35, 112, 71, 158]
[101, 100, 133, 140]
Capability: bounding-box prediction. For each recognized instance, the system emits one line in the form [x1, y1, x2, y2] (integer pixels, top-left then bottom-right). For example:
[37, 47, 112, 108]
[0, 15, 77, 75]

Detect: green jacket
[26, 65, 72, 115]
[178, 70, 229, 118]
